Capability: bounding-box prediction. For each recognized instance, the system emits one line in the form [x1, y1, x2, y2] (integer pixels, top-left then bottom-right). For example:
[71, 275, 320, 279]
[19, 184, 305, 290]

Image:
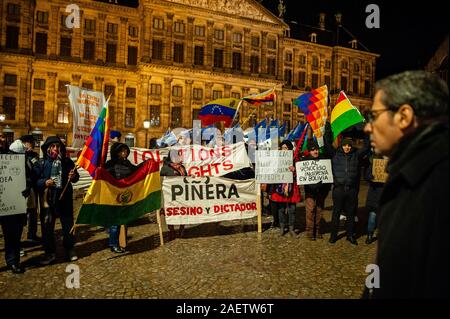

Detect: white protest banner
[170, 142, 251, 177]
[68, 85, 105, 149]
[163, 176, 257, 225]
[0, 154, 26, 216]
[255, 150, 293, 184]
[372, 158, 388, 183]
[296, 159, 333, 185]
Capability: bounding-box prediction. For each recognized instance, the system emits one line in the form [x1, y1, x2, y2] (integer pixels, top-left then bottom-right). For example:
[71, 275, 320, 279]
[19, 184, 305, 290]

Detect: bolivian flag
[330, 91, 365, 140]
[76, 160, 161, 227]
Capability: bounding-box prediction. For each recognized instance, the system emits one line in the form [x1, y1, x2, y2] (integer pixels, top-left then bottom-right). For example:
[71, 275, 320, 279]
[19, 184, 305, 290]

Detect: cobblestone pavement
[0, 182, 376, 299]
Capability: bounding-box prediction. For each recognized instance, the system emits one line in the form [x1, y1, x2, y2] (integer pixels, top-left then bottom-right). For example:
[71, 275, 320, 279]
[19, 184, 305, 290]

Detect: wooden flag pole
[59, 166, 78, 201]
[256, 183, 262, 238]
[119, 225, 127, 248]
[156, 208, 164, 246]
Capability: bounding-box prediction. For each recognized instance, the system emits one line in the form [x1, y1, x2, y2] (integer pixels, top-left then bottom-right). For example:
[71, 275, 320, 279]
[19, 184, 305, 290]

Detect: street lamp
[0, 114, 5, 122]
[2, 125, 14, 147]
[143, 119, 150, 148]
[31, 127, 43, 146]
[143, 116, 160, 148]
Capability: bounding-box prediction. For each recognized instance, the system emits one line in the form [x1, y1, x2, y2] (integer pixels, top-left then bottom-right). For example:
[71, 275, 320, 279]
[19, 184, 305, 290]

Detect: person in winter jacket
[104, 142, 137, 253]
[35, 136, 79, 265]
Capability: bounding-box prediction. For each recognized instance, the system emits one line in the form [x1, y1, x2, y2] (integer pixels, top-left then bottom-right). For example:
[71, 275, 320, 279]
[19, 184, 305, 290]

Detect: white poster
[163, 176, 257, 225]
[68, 85, 105, 149]
[0, 154, 26, 216]
[255, 150, 293, 184]
[296, 159, 334, 185]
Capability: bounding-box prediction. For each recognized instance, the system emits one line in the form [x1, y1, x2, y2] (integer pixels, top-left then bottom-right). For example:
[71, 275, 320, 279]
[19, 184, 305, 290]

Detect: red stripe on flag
[94, 159, 160, 187]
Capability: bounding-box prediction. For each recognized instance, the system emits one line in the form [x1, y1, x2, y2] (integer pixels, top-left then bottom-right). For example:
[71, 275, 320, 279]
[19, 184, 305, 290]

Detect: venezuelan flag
[76, 100, 110, 177]
[76, 160, 161, 227]
[198, 98, 239, 127]
[330, 91, 364, 140]
[241, 87, 276, 106]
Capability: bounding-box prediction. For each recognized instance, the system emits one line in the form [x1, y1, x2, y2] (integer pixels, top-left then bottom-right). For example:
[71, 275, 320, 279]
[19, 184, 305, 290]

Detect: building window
[128, 25, 138, 37]
[84, 19, 95, 32]
[126, 87, 136, 98]
[214, 29, 224, 41]
[58, 80, 70, 92]
[107, 23, 118, 34]
[60, 37, 71, 57]
[233, 32, 242, 43]
[194, 46, 204, 66]
[7, 3, 20, 18]
[173, 43, 184, 63]
[325, 60, 331, 69]
[150, 105, 161, 126]
[353, 78, 359, 94]
[231, 92, 240, 99]
[284, 103, 291, 113]
[250, 55, 259, 73]
[104, 85, 115, 97]
[4, 74, 17, 86]
[193, 88, 203, 100]
[251, 36, 259, 47]
[106, 43, 117, 63]
[174, 21, 185, 33]
[365, 64, 371, 74]
[34, 78, 46, 90]
[299, 55, 306, 65]
[153, 17, 164, 30]
[354, 64, 360, 72]
[171, 107, 181, 127]
[214, 49, 224, 68]
[61, 14, 69, 28]
[152, 40, 163, 60]
[3, 97, 16, 120]
[36, 11, 48, 24]
[267, 58, 276, 76]
[195, 25, 205, 37]
[284, 69, 292, 86]
[192, 108, 200, 122]
[341, 60, 348, 69]
[83, 40, 95, 60]
[212, 90, 222, 100]
[32, 101, 45, 122]
[82, 82, 93, 90]
[6, 26, 19, 49]
[341, 76, 348, 91]
[311, 73, 319, 88]
[298, 71, 306, 88]
[324, 75, 331, 89]
[35, 32, 47, 54]
[364, 79, 371, 96]
[57, 103, 70, 124]
[128, 46, 138, 65]
[267, 38, 276, 49]
[125, 108, 135, 128]
[232, 52, 241, 71]
[312, 56, 319, 68]
[172, 86, 183, 97]
[285, 52, 293, 62]
[108, 105, 115, 127]
[151, 84, 161, 95]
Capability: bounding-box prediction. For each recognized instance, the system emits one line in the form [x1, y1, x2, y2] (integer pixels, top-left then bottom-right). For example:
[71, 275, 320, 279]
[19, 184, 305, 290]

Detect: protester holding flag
[104, 142, 138, 253]
[36, 136, 79, 264]
[268, 140, 300, 237]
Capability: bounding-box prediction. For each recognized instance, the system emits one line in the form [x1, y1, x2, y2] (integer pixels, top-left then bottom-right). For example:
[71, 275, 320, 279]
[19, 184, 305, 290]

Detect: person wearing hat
[301, 139, 331, 240]
[19, 135, 41, 243]
[327, 133, 370, 245]
[36, 136, 79, 264]
[110, 130, 122, 143]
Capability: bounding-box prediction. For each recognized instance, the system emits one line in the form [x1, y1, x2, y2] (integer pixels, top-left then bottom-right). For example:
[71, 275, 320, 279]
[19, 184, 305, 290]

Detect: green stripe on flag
[76, 190, 161, 227]
[331, 110, 364, 140]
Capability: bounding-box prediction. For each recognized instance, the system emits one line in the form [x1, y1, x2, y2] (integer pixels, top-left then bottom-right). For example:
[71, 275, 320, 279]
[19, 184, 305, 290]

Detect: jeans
[109, 225, 119, 247]
[367, 211, 377, 233]
[0, 214, 24, 266]
[277, 202, 296, 227]
[27, 208, 38, 239]
[331, 186, 358, 237]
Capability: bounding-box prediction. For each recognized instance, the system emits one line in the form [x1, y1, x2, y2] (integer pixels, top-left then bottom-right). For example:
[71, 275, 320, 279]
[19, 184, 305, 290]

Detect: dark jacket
[104, 142, 137, 179]
[36, 136, 79, 206]
[330, 137, 370, 188]
[372, 122, 449, 298]
[364, 153, 385, 211]
[160, 153, 187, 177]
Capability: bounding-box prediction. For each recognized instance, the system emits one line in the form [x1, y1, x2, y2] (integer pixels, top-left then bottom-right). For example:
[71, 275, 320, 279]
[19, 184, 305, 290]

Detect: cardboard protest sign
[162, 176, 257, 225]
[296, 159, 333, 185]
[0, 154, 26, 216]
[255, 150, 293, 184]
[372, 158, 388, 183]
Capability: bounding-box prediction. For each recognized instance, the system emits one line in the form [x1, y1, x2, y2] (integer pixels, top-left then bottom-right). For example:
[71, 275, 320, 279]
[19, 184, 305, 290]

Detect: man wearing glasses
[363, 70, 448, 298]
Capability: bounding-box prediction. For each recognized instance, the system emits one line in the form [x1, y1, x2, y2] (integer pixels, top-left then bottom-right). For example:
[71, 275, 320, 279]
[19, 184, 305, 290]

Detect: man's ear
[395, 104, 417, 130]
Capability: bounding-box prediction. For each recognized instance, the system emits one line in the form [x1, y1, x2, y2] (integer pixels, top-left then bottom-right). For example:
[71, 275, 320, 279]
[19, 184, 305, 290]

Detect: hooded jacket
[104, 142, 137, 179]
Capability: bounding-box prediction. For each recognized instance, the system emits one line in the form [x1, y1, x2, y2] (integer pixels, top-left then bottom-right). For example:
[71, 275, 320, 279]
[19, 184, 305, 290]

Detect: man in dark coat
[363, 70, 448, 298]
[36, 136, 79, 265]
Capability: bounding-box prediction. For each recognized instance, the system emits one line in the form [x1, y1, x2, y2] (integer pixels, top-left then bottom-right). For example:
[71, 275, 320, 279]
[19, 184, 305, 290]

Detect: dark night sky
[261, 0, 449, 79]
[110, 0, 448, 80]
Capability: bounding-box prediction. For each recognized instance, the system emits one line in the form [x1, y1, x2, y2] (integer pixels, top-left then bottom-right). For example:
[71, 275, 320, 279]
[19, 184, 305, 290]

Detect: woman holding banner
[269, 140, 301, 237]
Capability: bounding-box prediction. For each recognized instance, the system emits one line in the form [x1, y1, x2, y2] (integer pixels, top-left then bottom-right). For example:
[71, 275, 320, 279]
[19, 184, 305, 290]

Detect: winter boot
[288, 226, 296, 237]
[279, 224, 285, 236]
[365, 232, 374, 244]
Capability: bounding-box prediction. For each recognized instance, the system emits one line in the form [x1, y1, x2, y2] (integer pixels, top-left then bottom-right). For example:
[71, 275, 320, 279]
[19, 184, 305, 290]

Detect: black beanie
[341, 138, 353, 147]
[307, 139, 319, 151]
